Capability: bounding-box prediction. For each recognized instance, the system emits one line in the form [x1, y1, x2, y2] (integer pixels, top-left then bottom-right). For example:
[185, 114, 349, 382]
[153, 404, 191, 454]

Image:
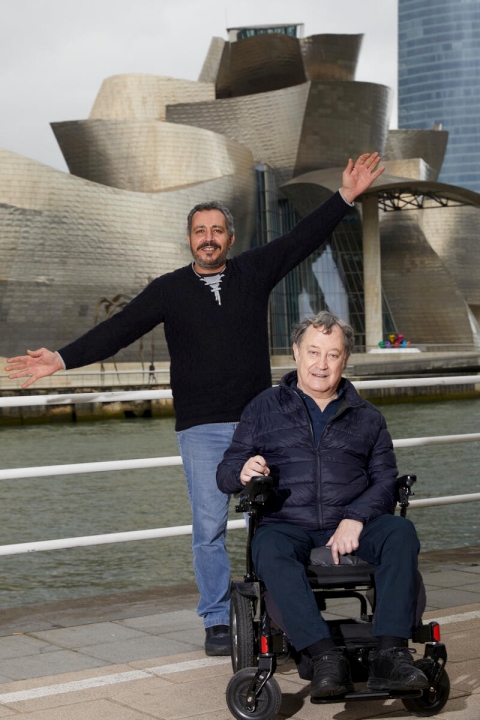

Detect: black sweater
[59, 191, 350, 430]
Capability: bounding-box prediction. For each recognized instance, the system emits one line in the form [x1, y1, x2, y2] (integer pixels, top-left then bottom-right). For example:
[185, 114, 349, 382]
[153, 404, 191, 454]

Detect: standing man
[5, 153, 384, 656]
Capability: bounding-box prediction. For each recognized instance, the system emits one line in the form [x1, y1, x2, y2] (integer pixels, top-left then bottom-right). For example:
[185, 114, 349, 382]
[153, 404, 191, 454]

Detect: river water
[1, 398, 479, 609]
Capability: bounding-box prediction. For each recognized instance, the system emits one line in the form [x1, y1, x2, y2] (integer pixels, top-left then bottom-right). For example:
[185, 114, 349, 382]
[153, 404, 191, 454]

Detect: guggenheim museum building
[1, 23, 480, 364]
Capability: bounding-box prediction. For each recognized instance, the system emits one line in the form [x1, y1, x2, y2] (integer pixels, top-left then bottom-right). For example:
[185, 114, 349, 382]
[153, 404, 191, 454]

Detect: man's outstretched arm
[5, 348, 64, 389]
[244, 152, 385, 287]
[5, 277, 167, 390]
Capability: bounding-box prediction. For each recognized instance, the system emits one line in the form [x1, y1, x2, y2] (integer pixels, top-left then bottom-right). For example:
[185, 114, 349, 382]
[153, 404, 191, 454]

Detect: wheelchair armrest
[235, 476, 273, 513]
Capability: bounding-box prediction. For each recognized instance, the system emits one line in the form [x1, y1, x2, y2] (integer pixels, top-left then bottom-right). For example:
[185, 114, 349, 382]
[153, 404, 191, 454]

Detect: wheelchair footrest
[311, 688, 424, 704]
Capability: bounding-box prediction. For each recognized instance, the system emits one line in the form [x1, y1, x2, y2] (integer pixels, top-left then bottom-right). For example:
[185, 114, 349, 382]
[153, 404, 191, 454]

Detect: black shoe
[367, 647, 429, 691]
[310, 647, 354, 699]
[205, 625, 231, 656]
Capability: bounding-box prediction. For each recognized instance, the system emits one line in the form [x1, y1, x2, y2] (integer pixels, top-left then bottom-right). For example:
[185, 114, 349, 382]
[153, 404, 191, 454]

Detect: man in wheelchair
[217, 311, 429, 701]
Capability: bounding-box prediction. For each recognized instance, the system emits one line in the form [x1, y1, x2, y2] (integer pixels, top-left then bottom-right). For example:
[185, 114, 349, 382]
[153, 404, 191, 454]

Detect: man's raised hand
[340, 152, 385, 204]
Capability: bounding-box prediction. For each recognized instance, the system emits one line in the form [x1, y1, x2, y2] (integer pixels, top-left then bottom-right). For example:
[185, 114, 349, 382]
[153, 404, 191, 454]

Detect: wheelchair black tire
[231, 590, 257, 672]
[401, 660, 450, 716]
[226, 668, 281, 720]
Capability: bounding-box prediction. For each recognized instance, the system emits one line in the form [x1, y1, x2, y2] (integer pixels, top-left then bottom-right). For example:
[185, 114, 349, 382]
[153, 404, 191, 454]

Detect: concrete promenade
[0, 547, 479, 719]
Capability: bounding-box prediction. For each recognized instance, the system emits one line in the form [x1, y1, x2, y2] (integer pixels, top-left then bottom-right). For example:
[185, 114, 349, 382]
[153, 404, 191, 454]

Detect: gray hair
[291, 310, 355, 356]
[187, 201, 235, 238]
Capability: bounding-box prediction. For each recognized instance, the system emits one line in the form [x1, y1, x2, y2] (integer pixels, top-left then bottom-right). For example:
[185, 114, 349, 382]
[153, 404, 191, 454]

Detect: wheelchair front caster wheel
[401, 659, 450, 716]
[226, 667, 281, 720]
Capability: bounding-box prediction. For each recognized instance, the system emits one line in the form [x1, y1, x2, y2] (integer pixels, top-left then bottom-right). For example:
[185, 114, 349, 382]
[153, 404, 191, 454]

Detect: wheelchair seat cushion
[307, 546, 376, 586]
[309, 546, 372, 567]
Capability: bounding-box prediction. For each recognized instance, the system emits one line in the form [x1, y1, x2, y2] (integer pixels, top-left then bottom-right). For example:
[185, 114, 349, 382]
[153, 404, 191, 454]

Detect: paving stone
[0, 704, 16, 717]
[4, 676, 169, 714]
[0, 650, 108, 681]
[1, 697, 160, 719]
[30, 622, 150, 649]
[113, 673, 230, 718]
[0, 634, 59, 660]
[119, 609, 200, 634]
[422, 587, 480, 609]
[421, 569, 480, 588]
[77, 635, 200, 663]
[447, 656, 480, 694]
[159, 626, 206, 649]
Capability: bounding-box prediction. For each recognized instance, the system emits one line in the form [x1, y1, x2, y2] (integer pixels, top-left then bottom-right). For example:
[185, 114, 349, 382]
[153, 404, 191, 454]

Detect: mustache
[198, 241, 221, 250]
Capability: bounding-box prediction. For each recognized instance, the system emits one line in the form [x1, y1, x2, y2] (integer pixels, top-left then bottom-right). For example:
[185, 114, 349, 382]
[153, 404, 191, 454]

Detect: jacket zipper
[285, 387, 352, 531]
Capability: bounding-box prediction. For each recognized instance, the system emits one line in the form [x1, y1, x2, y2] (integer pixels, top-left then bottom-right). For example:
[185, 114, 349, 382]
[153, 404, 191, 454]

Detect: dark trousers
[251, 514, 420, 652]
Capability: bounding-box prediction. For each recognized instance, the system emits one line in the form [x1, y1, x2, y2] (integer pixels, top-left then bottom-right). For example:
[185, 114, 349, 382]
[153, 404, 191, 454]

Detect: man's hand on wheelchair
[326, 519, 364, 565]
[240, 455, 271, 485]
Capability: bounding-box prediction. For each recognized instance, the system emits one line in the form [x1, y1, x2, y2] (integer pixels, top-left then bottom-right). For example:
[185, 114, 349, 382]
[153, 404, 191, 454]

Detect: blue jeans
[176, 422, 237, 628]
[252, 515, 420, 651]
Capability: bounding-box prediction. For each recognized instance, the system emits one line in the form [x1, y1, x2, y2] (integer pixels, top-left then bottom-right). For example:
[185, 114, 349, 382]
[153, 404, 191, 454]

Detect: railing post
[362, 194, 383, 351]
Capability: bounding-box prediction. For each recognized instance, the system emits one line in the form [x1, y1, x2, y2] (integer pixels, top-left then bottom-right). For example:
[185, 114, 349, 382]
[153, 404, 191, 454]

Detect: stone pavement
[0, 547, 479, 719]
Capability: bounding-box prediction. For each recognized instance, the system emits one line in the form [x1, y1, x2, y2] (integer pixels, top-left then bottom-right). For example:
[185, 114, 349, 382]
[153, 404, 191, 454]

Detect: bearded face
[188, 209, 234, 272]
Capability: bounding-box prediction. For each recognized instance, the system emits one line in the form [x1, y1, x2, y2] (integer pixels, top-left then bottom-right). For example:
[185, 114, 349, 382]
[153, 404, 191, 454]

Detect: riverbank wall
[1, 351, 480, 425]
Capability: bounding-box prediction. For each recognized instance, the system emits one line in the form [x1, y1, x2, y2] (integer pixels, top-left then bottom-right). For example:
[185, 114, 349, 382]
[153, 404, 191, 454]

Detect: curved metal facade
[51, 120, 254, 193]
[300, 34, 362, 82]
[89, 74, 215, 120]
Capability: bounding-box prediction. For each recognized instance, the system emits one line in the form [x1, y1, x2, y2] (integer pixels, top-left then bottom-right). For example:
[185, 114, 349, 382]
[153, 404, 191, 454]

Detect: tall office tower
[398, 0, 480, 192]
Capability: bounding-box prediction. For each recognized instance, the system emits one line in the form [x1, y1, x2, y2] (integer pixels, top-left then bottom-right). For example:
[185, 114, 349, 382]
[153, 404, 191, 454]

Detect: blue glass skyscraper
[398, 0, 480, 192]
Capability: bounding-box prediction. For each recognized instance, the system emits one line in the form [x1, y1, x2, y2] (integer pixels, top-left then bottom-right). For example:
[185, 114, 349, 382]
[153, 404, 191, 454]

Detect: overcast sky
[0, 0, 398, 171]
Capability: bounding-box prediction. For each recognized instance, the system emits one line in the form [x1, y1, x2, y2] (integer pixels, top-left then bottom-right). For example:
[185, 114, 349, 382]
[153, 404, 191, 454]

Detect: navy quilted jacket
[216, 372, 398, 531]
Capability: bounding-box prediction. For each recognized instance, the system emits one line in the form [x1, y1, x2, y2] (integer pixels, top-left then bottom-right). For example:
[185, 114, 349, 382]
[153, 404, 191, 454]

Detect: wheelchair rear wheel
[231, 590, 257, 672]
[226, 668, 281, 720]
[401, 659, 450, 716]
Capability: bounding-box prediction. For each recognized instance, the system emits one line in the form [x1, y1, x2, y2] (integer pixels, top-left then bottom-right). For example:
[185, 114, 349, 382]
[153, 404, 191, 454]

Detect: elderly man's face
[293, 324, 348, 401]
[188, 209, 234, 274]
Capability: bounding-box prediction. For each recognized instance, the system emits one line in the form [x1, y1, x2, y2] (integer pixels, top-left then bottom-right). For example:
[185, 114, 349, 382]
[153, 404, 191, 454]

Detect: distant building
[1, 23, 480, 364]
[398, 0, 480, 192]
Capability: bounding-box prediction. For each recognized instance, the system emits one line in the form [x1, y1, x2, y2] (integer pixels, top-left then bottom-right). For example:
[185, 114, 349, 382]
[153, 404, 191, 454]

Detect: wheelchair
[226, 475, 450, 720]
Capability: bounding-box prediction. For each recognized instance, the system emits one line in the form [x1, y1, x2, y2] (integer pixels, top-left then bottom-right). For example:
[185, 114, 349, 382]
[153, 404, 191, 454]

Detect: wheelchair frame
[226, 475, 450, 720]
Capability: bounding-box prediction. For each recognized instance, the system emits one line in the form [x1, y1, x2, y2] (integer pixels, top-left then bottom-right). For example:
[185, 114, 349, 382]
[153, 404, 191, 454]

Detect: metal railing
[1, 375, 479, 557]
[0, 368, 171, 390]
[1, 373, 479, 410]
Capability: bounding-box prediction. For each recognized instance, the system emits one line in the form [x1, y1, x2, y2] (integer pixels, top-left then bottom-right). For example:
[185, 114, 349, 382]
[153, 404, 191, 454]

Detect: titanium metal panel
[51, 120, 254, 193]
[380, 212, 474, 345]
[300, 34, 362, 81]
[385, 129, 449, 182]
[167, 83, 311, 185]
[89, 75, 215, 121]
[198, 37, 226, 84]
[228, 34, 306, 96]
[294, 81, 392, 176]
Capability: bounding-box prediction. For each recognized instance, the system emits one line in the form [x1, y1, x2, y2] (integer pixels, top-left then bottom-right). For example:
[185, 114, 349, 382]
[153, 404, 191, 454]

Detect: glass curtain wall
[236, 26, 300, 40]
[398, 0, 480, 192]
[254, 165, 375, 353]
